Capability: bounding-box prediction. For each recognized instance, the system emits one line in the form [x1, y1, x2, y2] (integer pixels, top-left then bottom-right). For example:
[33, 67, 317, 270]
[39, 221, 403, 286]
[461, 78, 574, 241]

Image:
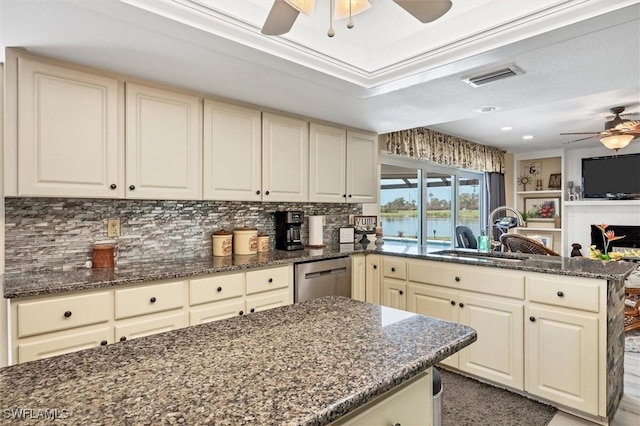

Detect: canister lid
[213, 229, 232, 235]
[234, 227, 257, 232]
[258, 233, 269, 237]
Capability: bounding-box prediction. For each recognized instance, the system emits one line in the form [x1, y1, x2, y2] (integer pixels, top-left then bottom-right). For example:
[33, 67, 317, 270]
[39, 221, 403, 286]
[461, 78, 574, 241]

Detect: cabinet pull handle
[343, 194, 347, 198]
[64, 311, 72, 318]
[348, 194, 352, 198]
[120, 336, 127, 342]
[268, 278, 273, 283]
[529, 316, 536, 322]
[256, 190, 261, 195]
[110, 184, 117, 190]
[100, 340, 108, 346]
[239, 310, 244, 316]
[557, 291, 564, 297]
[265, 191, 270, 195]
[250, 308, 255, 313]
[391, 267, 396, 272]
[455, 276, 460, 282]
[373, 265, 377, 269]
[459, 303, 464, 308]
[129, 184, 135, 191]
[399, 290, 403, 295]
[217, 287, 222, 292]
[450, 300, 455, 306]
[150, 297, 157, 303]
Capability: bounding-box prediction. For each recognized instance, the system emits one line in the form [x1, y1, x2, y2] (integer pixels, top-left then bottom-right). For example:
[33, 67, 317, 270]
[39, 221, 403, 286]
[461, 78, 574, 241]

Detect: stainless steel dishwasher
[294, 257, 351, 303]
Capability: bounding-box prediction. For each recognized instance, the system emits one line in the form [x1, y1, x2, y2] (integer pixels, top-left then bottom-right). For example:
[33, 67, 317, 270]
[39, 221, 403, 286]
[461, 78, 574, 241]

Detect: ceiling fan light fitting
[284, 0, 315, 15]
[334, 0, 371, 20]
[600, 134, 633, 151]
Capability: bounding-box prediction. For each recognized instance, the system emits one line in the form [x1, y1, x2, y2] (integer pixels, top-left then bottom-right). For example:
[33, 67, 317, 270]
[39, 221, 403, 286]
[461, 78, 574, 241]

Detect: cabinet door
[17, 57, 123, 197]
[189, 299, 245, 325]
[407, 283, 458, 368]
[365, 255, 382, 305]
[115, 311, 187, 342]
[309, 123, 346, 203]
[526, 305, 598, 415]
[17, 326, 112, 363]
[351, 255, 366, 302]
[382, 279, 406, 310]
[125, 83, 202, 200]
[458, 293, 524, 390]
[346, 131, 378, 203]
[245, 289, 290, 314]
[262, 113, 308, 202]
[203, 100, 261, 201]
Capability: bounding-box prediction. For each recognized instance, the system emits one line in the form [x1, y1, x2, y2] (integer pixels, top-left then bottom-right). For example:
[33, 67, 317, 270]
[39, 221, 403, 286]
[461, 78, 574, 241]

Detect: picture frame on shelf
[353, 215, 377, 233]
[548, 173, 562, 190]
[524, 161, 542, 176]
[524, 197, 560, 221]
[528, 234, 554, 249]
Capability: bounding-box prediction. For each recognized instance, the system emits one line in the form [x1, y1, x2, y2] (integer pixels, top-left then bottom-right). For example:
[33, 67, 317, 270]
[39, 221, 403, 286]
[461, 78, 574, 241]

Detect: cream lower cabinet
[381, 257, 407, 310]
[332, 370, 432, 426]
[365, 255, 382, 304]
[351, 254, 366, 302]
[406, 259, 525, 390]
[525, 273, 603, 416]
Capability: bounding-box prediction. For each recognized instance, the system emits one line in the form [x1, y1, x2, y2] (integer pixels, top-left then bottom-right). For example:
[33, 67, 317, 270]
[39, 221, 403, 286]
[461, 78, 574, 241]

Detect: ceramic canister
[92, 241, 116, 268]
[257, 234, 269, 252]
[212, 229, 233, 257]
[233, 227, 258, 255]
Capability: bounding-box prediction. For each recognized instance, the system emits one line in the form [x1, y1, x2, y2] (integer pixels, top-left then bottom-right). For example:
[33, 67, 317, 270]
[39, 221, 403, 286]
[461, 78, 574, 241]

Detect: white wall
[564, 143, 640, 255]
[1, 62, 7, 367]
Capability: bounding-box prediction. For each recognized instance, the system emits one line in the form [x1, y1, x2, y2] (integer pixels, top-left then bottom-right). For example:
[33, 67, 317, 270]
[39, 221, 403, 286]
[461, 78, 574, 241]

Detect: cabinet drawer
[383, 258, 406, 280]
[190, 299, 245, 325]
[190, 273, 244, 306]
[246, 266, 290, 295]
[18, 326, 112, 363]
[115, 311, 186, 342]
[527, 275, 601, 312]
[17, 292, 110, 338]
[408, 261, 524, 299]
[245, 289, 290, 313]
[115, 281, 185, 320]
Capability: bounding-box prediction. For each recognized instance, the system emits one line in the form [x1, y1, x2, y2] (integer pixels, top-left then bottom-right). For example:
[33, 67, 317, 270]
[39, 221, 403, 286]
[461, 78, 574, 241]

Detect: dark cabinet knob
[239, 311, 244, 316]
[64, 311, 72, 318]
[459, 303, 464, 308]
[373, 265, 377, 269]
[455, 276, 461, 282]
[120, 336, 127, 342]
[450, 300, 456, 306]
[399, 290, 404, 295]
[129, 184, 135, 191]
[217, 286, 222, 292]
[110, 184, 117, 190]
[100, 340, 108, 346]
[256, 190, 261, 195]
[557, 291, 564, 297]
[343, 194, 347, 198]
[250, 308, 255, 313]
[150, 297, 156, 303]
[348, 194, 352, 198]
[529, 316, 536, 322]
[391, 267, 396, 272]
[268, 278, 273, 283]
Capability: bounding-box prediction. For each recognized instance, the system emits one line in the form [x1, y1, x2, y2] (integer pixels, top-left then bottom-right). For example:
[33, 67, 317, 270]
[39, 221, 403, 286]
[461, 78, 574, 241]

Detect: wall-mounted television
[582, 152, 640, 199]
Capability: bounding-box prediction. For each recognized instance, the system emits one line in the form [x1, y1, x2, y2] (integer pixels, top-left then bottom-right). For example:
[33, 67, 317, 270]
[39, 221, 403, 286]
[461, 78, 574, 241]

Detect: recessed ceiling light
[522, 135, 534, 140]
[501, 126, 513, 131]
[477, 106, 497, 113]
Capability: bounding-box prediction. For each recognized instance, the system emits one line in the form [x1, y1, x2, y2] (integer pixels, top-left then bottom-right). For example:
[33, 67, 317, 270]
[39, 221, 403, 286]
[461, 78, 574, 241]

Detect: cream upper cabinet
[17, 57, 124, 197]
[203, 100, 262, 201]
[309, 123, 347, 202]
[346, 131, 378, 203]
[262, 112, 309, 202]
[309, 125, 378, 203]
[125, 82, 202, 200]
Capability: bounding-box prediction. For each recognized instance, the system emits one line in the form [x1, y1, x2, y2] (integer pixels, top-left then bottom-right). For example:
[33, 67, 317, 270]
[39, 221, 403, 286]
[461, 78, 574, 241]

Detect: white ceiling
[1, 0, 639, 153]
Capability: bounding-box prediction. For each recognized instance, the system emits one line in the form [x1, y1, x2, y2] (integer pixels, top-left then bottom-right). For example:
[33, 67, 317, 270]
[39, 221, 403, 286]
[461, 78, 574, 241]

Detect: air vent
[462, 65, 525, 88]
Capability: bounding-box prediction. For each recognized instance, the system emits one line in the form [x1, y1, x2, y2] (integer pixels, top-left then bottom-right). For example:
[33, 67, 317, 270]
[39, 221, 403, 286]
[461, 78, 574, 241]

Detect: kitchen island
[0, 296, 476, 425]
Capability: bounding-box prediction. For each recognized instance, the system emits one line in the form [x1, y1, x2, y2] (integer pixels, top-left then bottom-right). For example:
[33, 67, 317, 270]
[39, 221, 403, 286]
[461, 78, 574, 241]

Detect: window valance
[386, 127, 505, 173]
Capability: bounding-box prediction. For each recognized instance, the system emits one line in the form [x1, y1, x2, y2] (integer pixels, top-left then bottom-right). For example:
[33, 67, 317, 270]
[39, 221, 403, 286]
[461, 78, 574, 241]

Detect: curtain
[386, 128, 505, 173]
[486, 172, 506, 242]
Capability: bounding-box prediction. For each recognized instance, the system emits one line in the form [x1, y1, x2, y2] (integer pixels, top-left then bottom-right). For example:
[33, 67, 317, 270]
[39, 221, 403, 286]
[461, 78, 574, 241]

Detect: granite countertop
[0, 296, 477, 425]
[3, 243, 637, 299]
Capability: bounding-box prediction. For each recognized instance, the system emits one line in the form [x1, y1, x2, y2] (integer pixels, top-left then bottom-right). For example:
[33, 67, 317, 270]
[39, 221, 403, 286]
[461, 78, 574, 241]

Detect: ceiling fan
[261, 0, 453, 36]
[561, 106, 640, 151]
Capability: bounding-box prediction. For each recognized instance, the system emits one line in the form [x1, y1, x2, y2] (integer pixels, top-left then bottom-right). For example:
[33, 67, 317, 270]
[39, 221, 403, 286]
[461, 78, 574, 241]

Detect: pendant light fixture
[600, 134, 634, 151]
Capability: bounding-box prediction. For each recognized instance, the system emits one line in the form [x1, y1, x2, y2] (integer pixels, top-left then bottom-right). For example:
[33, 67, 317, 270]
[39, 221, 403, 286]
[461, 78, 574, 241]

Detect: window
[380, 155, 485, 249]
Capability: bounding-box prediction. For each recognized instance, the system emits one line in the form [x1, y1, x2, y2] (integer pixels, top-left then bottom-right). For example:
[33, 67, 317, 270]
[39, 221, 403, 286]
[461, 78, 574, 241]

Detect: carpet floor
[440, 369, 557, 426]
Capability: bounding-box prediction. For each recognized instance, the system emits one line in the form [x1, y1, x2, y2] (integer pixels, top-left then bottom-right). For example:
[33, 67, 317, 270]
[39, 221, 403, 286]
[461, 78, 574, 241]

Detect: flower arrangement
[589, 224, 625, 261]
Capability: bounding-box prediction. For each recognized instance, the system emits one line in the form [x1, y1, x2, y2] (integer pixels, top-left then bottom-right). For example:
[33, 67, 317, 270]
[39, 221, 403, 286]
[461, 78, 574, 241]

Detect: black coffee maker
[275, 211, 304, 251]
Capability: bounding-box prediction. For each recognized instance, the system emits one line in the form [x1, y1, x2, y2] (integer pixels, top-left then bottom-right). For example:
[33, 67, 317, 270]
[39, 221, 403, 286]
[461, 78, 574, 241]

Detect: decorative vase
[375, 236, 384, 247]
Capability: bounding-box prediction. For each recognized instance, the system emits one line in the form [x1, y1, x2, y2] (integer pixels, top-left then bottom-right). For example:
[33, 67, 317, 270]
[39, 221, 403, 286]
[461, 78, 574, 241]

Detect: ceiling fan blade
[562, 136, 597, 144]
[393, 0, 452, 23]
[261, 0, 300, 36]
[559, 132, 600, 135]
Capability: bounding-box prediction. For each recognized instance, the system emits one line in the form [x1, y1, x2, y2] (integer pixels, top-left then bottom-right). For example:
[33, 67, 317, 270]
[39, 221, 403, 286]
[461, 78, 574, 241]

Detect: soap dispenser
[477, 230, 490, 253]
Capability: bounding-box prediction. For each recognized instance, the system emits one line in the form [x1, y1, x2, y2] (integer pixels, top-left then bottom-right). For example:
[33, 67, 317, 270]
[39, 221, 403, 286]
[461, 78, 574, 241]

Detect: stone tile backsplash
[4, 198, 362, 274]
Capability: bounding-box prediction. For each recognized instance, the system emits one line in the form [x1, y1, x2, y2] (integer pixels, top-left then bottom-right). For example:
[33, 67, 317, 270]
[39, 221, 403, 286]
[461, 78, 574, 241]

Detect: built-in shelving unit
[513, 150, 565, 255]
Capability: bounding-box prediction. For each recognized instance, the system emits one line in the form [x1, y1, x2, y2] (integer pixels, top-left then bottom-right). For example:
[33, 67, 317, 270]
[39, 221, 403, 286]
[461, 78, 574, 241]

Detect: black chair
[455, 226, 477, 249]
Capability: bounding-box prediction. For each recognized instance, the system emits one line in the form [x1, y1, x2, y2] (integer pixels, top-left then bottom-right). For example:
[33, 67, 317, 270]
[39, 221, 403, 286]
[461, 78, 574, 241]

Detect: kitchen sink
[429, 249, 529, 264]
